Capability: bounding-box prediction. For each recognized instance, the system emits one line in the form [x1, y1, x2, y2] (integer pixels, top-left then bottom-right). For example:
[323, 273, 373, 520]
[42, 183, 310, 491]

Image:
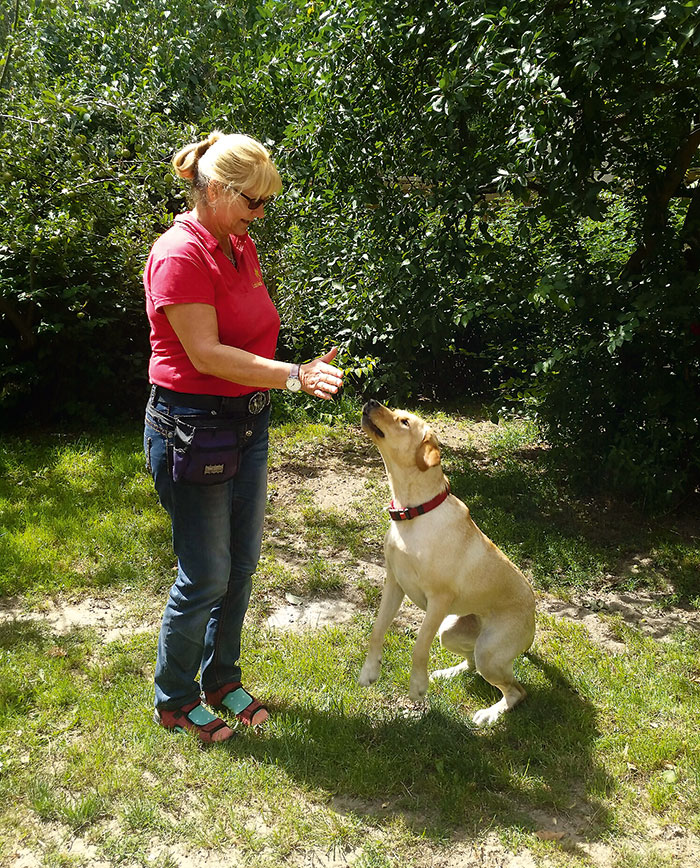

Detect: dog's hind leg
[471, 623, 529, 726]
[431, 614, 479, 681]
[358, 568, 404, 687]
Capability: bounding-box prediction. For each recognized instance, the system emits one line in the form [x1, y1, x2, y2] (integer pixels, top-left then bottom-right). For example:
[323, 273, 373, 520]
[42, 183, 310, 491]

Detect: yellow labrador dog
[359, 400, 535, 725]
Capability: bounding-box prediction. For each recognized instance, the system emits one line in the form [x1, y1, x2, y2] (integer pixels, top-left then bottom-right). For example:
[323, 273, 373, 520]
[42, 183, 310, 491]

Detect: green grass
[0, 431, 172, 600]
[1, 403, 699, 866]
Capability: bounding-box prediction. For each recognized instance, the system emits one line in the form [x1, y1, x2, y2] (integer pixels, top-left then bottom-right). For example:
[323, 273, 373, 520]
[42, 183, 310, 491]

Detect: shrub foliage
[0, 0, 699, 505]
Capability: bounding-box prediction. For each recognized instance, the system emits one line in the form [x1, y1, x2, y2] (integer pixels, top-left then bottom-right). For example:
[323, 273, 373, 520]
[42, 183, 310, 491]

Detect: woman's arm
[164, 303, 343, 399]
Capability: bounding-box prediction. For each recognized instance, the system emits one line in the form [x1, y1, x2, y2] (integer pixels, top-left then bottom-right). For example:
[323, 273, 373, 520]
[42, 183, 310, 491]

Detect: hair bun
[171, 131, 282, 208]
[172, 131, 223, 180]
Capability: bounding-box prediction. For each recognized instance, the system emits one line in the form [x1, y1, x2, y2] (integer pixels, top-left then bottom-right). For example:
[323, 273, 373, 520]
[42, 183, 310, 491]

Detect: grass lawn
[0, 398, 699, 867]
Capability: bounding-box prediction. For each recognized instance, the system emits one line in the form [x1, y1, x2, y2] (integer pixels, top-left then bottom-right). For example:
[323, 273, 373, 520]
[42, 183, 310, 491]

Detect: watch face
[286, 377, 301, 392]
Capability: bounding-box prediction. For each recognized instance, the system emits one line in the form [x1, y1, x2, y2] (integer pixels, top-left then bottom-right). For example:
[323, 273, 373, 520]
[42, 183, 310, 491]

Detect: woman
[144, 131, 343, 743]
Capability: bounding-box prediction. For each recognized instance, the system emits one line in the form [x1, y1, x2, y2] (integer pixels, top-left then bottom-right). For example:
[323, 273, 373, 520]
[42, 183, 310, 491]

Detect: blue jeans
[144, 395, 270, 711]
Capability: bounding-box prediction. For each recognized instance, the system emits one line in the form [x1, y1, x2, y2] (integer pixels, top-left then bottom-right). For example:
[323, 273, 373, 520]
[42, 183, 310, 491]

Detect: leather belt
[151, 385, 271, 416]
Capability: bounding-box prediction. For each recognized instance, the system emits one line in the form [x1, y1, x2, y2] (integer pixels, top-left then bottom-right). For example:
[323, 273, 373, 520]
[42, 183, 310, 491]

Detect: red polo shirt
[144, 213, 281, 397]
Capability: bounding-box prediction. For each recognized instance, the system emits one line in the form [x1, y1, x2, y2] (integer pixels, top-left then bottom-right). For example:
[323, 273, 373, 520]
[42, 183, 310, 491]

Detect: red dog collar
[388, 483, 451, 521]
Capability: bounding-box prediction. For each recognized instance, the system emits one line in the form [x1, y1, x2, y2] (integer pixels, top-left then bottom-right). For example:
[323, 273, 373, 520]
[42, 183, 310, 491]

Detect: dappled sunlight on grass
[8, 611, 698, 863]
[0, 431, 170, 597]
[1, 412, 700, 864]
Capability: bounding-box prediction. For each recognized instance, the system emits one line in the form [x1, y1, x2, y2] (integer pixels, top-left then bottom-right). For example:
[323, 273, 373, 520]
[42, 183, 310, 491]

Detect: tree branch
[623, 126, 700, 277]
[72, 176, 121, 190]
[0, 113, 49, 127]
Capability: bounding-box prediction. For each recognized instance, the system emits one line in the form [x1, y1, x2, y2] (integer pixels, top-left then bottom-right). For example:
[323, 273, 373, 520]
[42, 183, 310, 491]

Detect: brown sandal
[205, 682, 269, 727]
[154, 700, 235, 743]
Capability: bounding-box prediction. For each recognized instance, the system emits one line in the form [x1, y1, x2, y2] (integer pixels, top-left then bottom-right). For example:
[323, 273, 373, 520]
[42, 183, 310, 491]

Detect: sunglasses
[235, 189, 274, 210]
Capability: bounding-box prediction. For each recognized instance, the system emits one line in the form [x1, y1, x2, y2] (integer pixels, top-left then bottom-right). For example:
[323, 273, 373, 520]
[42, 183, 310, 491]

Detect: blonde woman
[143, 132, 343, 742]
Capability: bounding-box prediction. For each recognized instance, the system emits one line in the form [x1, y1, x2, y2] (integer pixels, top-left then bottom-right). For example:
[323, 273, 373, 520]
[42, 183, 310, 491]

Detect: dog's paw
[430, 660, 474, 682]
[408, 673, 428, 702]
[472, 699, 508, 727]
[358, 661, 380, 686]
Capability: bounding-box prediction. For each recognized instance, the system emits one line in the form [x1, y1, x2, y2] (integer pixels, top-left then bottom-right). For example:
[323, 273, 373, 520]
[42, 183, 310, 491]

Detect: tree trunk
[0, 0, 22, 94]
[623, 127, 700, 278]
[0, 296, 36, 348]
[681, 191, 700, 273]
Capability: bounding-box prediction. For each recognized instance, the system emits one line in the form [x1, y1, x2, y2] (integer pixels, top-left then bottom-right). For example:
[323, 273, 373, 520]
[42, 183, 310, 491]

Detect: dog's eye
[401, 418, 410, 427]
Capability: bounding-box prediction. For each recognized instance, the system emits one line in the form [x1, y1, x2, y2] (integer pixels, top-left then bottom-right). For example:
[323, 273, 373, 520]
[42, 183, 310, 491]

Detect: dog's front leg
[409, 597, 453, 701]
[358, 569, 404, 687]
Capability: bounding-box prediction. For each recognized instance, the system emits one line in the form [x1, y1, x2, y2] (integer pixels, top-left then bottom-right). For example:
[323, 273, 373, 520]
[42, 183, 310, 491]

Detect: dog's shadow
[235, 651, 613, 846]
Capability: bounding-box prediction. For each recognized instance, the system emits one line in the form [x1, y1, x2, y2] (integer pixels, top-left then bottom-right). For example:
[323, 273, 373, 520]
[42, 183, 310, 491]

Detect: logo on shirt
[252, 265, 264, 289]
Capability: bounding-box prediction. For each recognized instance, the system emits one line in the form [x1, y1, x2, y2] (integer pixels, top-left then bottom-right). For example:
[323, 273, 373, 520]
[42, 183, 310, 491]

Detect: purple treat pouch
[171, 417, 240, 485]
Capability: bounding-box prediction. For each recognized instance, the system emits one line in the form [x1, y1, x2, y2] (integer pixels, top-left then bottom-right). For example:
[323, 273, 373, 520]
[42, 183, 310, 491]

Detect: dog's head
[361, 400, 441, 471]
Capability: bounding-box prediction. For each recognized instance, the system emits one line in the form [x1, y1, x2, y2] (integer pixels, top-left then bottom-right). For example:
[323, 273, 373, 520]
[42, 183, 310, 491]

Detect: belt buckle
[247, 392, 267, 415]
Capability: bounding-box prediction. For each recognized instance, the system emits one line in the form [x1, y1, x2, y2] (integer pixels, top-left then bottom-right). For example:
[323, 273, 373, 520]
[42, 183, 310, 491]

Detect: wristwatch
[285, 363, 302, 392]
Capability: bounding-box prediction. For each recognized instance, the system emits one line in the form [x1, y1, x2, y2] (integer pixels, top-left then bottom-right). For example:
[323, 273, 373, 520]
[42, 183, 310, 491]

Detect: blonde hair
[172, 131, 282, 206]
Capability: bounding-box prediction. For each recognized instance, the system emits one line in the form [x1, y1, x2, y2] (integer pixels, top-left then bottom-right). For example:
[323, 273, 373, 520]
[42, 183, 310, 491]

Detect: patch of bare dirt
[9, 814, 700, 868]
[540, 589, 700, 653]
[5, 583, 694, 661]
[267, 595, 360, 630]
[268, 441, 384, 513]
[0, 595, 158, 642]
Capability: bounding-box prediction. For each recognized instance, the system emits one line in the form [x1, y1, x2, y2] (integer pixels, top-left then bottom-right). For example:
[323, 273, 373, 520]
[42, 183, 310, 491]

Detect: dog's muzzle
[362, 400, 385, 438]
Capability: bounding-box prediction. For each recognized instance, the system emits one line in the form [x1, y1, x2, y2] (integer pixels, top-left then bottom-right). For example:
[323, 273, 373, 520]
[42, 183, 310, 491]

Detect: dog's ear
[415, 432, 441, 471]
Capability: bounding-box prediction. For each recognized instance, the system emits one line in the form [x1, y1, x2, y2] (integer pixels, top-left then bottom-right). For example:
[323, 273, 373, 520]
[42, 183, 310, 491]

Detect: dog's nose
[365, 399, 380, 410]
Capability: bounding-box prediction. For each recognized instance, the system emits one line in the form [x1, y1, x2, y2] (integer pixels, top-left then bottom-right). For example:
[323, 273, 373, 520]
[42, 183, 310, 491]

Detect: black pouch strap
[146, 401, 175, 430]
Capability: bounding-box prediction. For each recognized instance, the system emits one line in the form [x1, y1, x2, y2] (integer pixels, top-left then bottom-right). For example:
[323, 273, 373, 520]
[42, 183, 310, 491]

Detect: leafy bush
[0, 0, 247, 422]
[262, 0, 700, 506]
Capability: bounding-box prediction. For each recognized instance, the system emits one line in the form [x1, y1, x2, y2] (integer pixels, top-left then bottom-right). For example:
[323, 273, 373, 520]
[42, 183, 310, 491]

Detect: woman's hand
[300, 347, 344, 400]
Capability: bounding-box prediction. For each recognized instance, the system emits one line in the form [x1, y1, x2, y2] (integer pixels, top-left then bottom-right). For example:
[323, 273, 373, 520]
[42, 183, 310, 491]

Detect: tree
[245, 0, 700, 504]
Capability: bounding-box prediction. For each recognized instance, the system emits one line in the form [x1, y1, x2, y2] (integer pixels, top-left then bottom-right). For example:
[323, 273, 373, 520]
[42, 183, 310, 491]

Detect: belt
[151, 385, 271, 416]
